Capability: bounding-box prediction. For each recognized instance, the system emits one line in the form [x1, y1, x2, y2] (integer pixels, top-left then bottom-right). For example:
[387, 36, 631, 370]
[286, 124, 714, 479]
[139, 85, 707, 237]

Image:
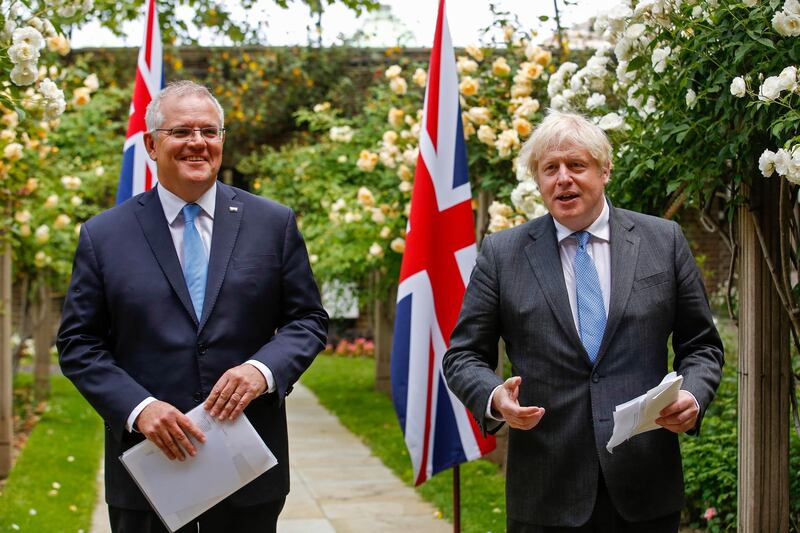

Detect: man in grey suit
[443, 111, 723, 532]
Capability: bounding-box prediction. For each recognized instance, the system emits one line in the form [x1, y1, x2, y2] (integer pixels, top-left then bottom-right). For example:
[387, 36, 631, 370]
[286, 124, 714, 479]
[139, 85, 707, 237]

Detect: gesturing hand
[655, 390, 699, 434]
[136, 400, 206, 461]
[491, 376, 545, 430]
[205, 363, 267, 421]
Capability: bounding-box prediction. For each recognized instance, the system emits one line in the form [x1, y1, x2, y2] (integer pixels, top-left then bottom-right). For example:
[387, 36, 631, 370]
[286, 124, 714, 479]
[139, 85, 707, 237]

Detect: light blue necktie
[573, 231, 606, 363]
[182, 203, 207, 319]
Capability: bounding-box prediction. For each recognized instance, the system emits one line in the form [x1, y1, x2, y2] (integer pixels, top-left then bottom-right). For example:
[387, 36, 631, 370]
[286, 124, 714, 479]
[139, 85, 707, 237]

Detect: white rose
[371, 208, 386, 224]
[685, 88, 697, 109]
[3, 143, 23, 161]
[390, 77, 407, 95]
[625, 23, 647, 39]
[70, 195, 83, 206]
[488, 201, 514, 218]
[14, 210, 31, 223]
[759, 76, 783, 101]
[598, 112, 624, 131]
[651, 47, 671, 73]
[10, 63, 37, 86]
[773, 11, 800, 36]
[586, 93, 607, 110]
[730, 76, 746, 97]
[785, 0, 800, 16]
[399, 180, 413, 193]
[456, 56, 478, 74]
[84, 73, 99, 91]
[412, 68, 427, 88]
[379, 226, 391, 239]
[774, 148, 792, 176]
[12, 27, 44, 49]
[8, 42, 39, 64]
[34, 224, 50, 244]
[778, 66, 797, 91]
[385, 65, 402, 79]
[44, 194, 59, 209]
[369, 242, 384, 258]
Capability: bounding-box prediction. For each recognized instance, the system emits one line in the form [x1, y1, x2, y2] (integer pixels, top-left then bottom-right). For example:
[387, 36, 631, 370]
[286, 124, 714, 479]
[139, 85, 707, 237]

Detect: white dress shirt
[126, 183, 275, 432]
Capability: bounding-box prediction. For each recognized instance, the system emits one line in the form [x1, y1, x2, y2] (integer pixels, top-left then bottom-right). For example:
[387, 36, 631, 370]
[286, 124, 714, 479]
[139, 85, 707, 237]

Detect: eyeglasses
[153, 127, 226, 142]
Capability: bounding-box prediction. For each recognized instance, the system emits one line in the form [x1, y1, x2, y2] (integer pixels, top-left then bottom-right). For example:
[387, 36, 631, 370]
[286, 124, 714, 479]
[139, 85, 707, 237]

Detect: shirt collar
[157, 182, 217, 225]
[554, 198, 610, 244]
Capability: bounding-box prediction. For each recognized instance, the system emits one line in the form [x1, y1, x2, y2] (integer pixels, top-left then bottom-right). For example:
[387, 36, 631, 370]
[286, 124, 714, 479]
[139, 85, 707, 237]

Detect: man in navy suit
[58, 80, 328, 532]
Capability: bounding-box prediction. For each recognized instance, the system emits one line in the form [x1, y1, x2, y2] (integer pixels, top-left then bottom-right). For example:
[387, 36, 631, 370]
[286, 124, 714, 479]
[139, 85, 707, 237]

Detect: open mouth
[181, 156, 207, 163]
[556, 193, 579, 202]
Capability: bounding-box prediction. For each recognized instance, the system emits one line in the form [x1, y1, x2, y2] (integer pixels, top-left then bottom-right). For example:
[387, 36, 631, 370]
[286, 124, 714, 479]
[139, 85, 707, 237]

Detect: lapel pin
[229, 206, 239, 213]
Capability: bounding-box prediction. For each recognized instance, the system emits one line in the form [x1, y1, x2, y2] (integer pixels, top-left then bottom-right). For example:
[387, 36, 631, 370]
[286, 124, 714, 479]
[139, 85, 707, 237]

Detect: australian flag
[390, 0, 496, 486]
[116, 0, 164, 204]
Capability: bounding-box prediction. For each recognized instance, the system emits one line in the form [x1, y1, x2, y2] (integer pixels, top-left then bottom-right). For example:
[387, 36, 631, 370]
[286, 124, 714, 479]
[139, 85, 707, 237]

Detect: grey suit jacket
[443, 205, 723, 527]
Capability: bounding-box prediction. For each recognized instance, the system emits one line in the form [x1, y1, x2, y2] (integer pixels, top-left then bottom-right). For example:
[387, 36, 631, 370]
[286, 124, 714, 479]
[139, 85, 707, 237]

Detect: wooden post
[33, 284, 52, 402]
[737, 179, 790, 532]
[0, 244, 13, 478]
[373, 272, 396, 395]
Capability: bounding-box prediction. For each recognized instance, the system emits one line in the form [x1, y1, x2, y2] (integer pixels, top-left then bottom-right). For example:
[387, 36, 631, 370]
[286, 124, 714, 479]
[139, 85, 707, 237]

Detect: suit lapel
[524, 216, 583, 350]
[199, 183, 243, 333]
[134, 188, 198, 324]
[596, 207, 640, 363]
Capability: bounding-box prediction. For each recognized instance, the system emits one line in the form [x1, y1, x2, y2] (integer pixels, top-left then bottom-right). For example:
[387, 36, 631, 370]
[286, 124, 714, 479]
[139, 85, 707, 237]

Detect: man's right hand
[491, 376, 545, 430]
[135, 401, 206, 461]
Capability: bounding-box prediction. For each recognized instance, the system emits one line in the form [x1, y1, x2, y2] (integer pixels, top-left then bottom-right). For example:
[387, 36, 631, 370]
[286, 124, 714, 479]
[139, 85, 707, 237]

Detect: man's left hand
[656, 390, 698, 434]
[205, 364, 267, 421]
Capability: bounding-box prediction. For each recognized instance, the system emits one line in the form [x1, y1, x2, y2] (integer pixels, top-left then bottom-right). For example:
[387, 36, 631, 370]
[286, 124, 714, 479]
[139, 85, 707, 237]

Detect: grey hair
[518, 109, 612, 180]
[144, 80, 225, 131]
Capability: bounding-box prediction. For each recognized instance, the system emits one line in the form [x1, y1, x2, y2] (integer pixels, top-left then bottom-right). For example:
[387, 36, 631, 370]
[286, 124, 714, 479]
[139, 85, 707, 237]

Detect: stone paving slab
[90, 383, 450, 532]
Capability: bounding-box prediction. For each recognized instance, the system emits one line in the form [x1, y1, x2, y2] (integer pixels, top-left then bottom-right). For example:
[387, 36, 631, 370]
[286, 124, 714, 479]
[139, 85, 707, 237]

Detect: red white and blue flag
[116, 0, 164, 204]
[390, 0, 495, 486]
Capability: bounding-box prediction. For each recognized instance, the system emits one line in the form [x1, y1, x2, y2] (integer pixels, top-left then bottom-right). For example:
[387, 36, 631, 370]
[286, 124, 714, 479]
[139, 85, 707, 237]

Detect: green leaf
[746, 30, 775, 48]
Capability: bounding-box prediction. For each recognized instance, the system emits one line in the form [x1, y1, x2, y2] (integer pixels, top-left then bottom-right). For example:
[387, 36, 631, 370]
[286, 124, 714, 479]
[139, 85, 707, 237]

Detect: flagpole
[453, 464, 461, 532]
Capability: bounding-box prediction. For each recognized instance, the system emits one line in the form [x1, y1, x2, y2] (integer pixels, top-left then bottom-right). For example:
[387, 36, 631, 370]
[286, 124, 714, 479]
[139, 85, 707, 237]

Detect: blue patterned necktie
[573, 231, 606, 362]
[182, 203, 208, 319]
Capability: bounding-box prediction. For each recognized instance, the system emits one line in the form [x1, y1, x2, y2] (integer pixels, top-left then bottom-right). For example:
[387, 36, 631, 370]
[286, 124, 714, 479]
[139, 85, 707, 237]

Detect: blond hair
[518, 110, 612, 180]
[145, 80, 225, 131]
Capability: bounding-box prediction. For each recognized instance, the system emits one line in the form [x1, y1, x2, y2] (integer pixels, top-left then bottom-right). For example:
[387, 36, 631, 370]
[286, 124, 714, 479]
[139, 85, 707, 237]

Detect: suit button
[193, 392, 203, 403]
[592, 373, 600, 383]
[197, 343, 207, 356]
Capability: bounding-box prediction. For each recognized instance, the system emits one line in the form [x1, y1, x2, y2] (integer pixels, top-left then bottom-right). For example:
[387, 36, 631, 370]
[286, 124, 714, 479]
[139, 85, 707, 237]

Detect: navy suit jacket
[57, 182, 328, 509]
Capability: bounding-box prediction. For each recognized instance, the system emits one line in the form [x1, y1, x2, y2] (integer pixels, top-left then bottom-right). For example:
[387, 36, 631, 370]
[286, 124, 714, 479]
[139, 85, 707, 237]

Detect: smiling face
[143, 93, 224, 202]
[535, 145, 610, 231]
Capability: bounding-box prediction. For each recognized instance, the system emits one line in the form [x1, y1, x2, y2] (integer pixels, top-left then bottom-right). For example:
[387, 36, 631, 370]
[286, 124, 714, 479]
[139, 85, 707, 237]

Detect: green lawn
[0, 374, 104, 532]
[301, 355, 506, 533]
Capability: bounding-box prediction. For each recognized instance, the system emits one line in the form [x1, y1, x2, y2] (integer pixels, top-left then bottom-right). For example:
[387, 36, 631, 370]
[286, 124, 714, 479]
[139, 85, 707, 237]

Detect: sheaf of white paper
[120, 405, 277, 531]
[606, 372, 683, 453]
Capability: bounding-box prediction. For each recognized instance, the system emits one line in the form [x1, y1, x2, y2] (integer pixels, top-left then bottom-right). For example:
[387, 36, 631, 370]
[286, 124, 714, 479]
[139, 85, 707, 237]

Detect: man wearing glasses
[58, 81, 329, 532]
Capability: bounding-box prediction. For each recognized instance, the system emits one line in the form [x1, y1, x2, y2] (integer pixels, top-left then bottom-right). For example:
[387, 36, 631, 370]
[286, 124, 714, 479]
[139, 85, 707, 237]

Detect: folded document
[606, 372, 683, 453]
[120, 405, 278, 532]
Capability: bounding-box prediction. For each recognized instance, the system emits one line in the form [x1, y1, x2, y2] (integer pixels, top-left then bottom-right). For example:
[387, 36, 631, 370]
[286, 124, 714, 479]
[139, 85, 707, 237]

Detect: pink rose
[703, 507, 717, 521]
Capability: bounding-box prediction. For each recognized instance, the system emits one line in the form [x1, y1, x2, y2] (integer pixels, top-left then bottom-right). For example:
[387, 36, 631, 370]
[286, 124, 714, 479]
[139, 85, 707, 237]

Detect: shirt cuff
[127, 396, 157, 432]
[684, 389, 700, 412]
[244, 360, 276, 394]
[485, 384, 505, 421]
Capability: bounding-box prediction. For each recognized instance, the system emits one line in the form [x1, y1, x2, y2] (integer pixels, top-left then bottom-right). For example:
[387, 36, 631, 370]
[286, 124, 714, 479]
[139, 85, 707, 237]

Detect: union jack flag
[390, 0, 495, 486]
[116, 0, 164, 204]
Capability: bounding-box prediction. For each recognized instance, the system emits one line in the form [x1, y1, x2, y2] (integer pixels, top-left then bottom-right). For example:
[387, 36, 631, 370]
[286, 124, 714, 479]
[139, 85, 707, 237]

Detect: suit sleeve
[670, 221, 724, 434]
[443, 235, 505, 435]
[57, 225, 153, 438]
[250, 210, 328, 402]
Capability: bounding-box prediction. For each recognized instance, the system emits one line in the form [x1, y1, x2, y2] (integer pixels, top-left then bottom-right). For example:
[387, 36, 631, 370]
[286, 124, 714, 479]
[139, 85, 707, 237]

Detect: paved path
[90, 384, 449, 533]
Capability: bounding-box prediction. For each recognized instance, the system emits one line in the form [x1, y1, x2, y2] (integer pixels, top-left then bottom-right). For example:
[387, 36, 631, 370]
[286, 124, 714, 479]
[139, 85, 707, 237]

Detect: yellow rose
[388, 107, 404, 129]
[492, 57, 511, 77]
[459, 77, 479, 97]
[412, 68, 427, 88]
[513, 117, 532, 138]
[390, 238, 406, 254]
[385, 65, 402, 79]
[390, 77, 408, 95]
[465, 44, 483, 61]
